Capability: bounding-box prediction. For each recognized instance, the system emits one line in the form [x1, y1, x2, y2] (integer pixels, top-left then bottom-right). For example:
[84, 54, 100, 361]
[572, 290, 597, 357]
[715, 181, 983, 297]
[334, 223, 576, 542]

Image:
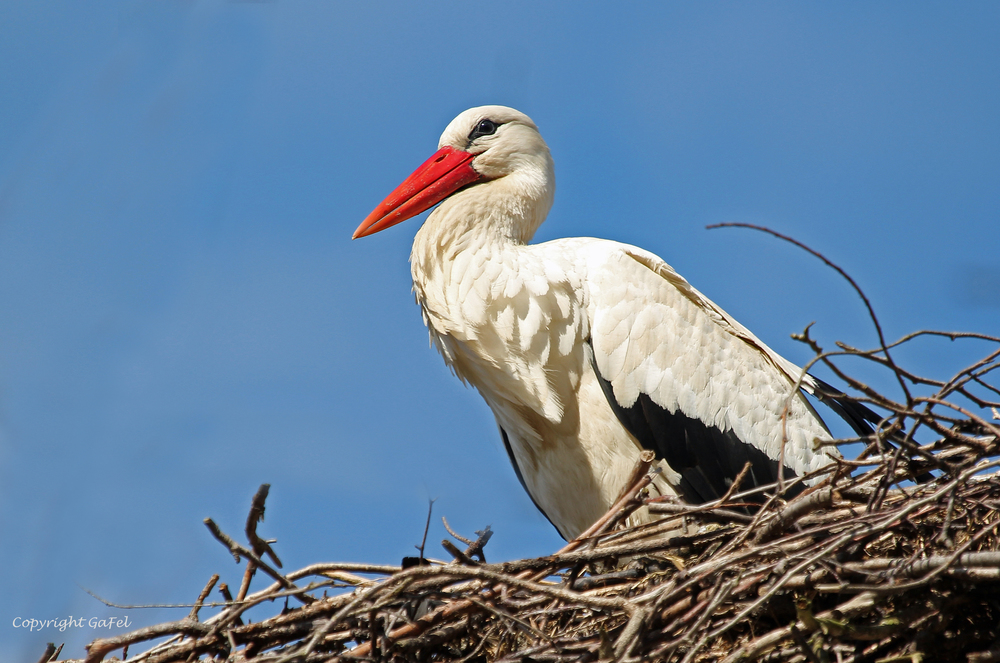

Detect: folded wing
[584, 244, 863, 503]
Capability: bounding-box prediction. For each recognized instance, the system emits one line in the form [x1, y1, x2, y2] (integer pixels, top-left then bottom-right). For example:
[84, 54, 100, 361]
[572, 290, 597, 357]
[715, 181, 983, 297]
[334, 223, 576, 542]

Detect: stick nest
[53, 233, 1000, 663]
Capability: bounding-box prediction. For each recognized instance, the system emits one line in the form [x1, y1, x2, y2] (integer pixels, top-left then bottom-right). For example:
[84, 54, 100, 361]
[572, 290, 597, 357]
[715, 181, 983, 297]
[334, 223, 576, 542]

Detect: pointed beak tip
[352, 218, 375, 240]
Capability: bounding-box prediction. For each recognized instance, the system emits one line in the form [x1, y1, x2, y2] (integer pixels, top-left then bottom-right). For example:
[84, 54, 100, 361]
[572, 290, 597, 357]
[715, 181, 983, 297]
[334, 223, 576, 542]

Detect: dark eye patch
[468, 119, 499, 141]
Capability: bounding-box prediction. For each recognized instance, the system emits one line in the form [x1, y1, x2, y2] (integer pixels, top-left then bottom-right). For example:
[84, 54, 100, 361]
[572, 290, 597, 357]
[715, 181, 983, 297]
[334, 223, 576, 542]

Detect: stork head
[353, 106, 555, 242]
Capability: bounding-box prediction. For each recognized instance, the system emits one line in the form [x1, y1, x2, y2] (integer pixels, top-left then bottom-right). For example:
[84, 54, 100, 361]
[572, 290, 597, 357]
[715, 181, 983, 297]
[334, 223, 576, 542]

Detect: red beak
[353, 146, 483, 239]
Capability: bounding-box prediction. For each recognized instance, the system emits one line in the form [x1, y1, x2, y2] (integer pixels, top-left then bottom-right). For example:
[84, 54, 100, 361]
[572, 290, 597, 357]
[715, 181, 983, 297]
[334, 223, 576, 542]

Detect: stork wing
[583, 243, 849, 504]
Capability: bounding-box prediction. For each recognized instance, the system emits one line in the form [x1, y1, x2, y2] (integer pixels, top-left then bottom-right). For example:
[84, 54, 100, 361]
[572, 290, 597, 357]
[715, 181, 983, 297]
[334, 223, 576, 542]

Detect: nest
[51, 235, 1000, 663]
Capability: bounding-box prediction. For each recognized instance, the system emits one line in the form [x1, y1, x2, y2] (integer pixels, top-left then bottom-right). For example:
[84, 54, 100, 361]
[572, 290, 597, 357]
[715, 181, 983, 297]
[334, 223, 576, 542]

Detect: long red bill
[353, 146, 483, 239]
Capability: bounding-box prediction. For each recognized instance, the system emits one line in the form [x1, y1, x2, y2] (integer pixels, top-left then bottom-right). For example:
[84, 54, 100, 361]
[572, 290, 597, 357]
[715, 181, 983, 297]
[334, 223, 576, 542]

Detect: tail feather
[803, 375, 934, 482]
[805, 376, 883, 439]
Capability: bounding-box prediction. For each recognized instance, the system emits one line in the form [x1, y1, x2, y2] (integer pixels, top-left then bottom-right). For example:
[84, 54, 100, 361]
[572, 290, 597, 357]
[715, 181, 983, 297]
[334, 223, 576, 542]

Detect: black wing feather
[808, 376, 879, 437]
[590, 342, 800, 505]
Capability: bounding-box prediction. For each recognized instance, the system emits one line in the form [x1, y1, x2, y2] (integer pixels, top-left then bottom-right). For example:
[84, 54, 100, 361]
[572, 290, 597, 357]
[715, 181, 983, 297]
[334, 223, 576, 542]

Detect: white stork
[354, 106, 874, 540]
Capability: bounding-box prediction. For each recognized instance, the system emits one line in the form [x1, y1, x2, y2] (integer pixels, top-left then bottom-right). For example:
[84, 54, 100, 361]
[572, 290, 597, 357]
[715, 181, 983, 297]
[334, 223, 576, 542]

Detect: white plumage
[355, 106, 866, 540]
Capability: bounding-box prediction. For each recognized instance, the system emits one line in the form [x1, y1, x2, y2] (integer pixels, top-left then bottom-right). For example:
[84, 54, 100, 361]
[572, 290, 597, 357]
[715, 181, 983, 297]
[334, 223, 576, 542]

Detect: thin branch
[707, 222, 911, 404]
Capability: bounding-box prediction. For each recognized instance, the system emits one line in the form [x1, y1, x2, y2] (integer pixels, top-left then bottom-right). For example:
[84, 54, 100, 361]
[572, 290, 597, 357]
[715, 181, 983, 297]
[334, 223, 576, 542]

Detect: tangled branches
[49, 325, 1000, 663]
[50, 230, 1000, 663]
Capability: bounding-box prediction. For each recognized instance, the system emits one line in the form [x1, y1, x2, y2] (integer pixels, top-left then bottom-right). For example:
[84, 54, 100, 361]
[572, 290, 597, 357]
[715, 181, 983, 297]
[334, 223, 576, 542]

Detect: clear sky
[2, 2, 998, 659]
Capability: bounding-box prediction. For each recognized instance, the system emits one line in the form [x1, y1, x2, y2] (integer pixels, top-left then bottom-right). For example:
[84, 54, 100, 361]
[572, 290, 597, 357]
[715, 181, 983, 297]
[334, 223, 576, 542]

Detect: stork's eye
[468, 119, 499, 141]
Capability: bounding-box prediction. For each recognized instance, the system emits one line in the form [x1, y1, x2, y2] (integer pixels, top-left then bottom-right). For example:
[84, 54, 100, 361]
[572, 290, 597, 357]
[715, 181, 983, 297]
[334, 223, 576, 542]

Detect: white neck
[410, 152, 555, 291]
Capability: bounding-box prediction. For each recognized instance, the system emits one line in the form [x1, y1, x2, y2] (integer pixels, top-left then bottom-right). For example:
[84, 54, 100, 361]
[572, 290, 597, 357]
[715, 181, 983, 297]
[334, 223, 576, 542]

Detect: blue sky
[2, 2, 998, 659]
